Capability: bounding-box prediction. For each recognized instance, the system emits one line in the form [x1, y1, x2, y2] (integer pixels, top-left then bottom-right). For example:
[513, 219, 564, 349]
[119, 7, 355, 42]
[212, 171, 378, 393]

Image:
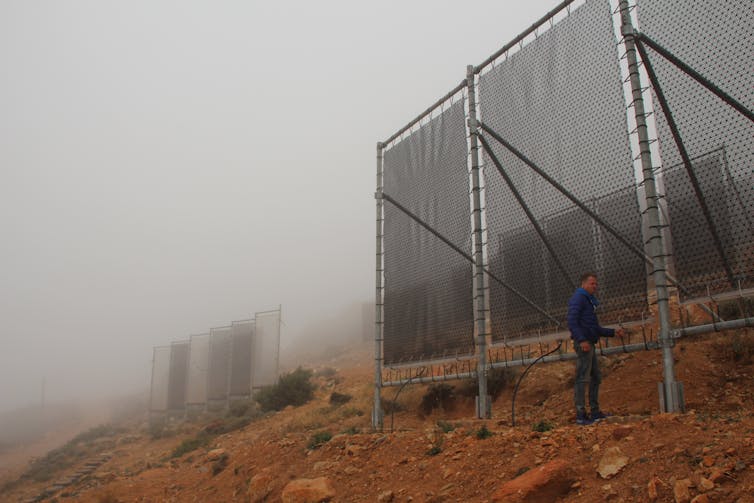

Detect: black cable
[510, 341, 563, 427]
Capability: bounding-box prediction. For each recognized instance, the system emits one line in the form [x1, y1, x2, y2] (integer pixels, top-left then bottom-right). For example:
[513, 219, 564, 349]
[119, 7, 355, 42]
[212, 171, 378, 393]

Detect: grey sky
[1, 0, 565, 412]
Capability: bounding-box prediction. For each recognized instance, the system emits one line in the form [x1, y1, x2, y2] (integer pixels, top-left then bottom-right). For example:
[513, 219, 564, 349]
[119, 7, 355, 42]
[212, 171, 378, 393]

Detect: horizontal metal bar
[474, 0, 578, 74]
[383, 341, 660, 387]
[382, 81, 466, 146]
[680, 287, 754, 306]
[671, 317, 754, 338]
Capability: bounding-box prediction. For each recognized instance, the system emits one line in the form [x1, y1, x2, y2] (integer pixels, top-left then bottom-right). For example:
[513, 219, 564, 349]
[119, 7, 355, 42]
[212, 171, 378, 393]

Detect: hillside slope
[3, 330, 754, 502]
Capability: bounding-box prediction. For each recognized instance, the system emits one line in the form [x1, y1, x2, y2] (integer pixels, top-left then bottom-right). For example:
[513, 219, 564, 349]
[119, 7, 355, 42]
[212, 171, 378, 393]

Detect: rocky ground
[2, 329, 753, 502]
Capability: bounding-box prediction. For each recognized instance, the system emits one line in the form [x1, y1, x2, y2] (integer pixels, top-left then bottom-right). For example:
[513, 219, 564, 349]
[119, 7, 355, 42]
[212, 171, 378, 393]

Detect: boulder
[491, 459, 576, 502]
[597, 446, 629, 479]
[249, 472, 275, 503]
[673, 478, 692, 503]
[281, 477, 336, 503]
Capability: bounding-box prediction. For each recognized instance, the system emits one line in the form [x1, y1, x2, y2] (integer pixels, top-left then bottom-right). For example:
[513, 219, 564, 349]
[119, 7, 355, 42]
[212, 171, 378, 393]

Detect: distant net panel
[167, 341, 189, 410]
[186, 333, 210, 406]
[383, 99, 474, 364]
[478, 0, 646, 343]
[229, 320, 253, 398]
[252, 311, 280, 388]
[207, 327, 232, 402]
[150, 346, 171, 412]
[637, 0, 754, 299]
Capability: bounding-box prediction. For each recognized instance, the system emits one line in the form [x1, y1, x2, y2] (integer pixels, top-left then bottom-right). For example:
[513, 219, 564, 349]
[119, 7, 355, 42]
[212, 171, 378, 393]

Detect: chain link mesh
[637, 0, 754, 299]
[383, 99, 474, 364]
[478, 0, 647, 343]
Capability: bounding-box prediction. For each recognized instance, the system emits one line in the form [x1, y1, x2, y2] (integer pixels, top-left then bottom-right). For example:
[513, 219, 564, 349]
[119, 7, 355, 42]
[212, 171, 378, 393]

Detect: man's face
[582, 275, 598, 295]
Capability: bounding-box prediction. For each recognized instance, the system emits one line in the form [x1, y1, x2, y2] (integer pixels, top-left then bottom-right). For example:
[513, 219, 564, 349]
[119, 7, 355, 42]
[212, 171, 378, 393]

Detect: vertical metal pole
[373, 142, 385, 430]
[619, 0, 683, 413]
[467, 65, 491, 418]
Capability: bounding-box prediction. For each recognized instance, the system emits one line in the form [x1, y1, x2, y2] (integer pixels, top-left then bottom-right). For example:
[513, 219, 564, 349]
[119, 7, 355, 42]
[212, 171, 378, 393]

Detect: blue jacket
[567, 288, 615, 344]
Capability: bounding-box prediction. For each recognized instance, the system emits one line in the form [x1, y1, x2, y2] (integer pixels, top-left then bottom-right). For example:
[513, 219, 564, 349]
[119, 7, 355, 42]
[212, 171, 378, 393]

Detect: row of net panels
[150, 310, 281, 412]
[380, 0, 753, 365]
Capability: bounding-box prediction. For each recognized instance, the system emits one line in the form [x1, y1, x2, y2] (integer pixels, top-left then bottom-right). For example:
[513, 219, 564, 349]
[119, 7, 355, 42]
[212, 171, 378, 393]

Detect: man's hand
[579, 341, 591, 352]
[615, 328, 626, 339]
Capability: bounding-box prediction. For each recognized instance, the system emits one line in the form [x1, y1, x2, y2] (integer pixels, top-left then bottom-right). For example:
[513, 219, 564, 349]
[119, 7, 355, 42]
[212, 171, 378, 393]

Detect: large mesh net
[478, 0, 647, 343]
[382, 99, 474, 364]
[167, 341, 189, 410]
[207, 327, 232, 402]
[636, 0, 754, 299]
[186, 333, 210, 405]
[229, 320, 254, 397]
[149, 346, 171, 412]
[252, 311, 280, 388]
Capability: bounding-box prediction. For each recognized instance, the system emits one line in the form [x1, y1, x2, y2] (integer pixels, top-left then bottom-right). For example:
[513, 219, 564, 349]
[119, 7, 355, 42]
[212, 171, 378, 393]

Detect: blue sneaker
[591, 410, 611, 422]
[575, 412, 594, 426]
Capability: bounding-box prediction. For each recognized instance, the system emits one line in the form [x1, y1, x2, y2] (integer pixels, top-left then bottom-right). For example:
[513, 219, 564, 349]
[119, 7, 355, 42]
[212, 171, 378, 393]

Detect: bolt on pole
[618, 0, 683, 413]
[466, 65, 492, 419]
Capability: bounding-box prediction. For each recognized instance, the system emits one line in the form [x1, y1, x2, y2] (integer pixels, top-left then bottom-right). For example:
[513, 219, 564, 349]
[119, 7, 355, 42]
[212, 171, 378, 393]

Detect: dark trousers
[574, 341, 601, 415]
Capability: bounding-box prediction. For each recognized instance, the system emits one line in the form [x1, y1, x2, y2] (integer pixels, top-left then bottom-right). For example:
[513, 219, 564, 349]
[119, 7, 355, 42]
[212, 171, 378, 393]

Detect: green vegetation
[307, 431, 333, 450]
[170, 436, 211, 458]
[329, 392, 352, 405]
[475, 425, 493, 439]
[20, 424, 121, 482]
[420, 384, 455, 415]
[169, 416, 254, 459]
[436, 420, 455, 433]
[532, 420, 554, 433]
[228, 399, 257, 418]
[255, 367, 316, 412]
[426, 445, 442, 456]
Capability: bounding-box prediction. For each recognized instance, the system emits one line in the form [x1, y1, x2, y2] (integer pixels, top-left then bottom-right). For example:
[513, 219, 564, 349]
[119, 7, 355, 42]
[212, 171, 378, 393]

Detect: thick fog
[1, 0, 565, 413]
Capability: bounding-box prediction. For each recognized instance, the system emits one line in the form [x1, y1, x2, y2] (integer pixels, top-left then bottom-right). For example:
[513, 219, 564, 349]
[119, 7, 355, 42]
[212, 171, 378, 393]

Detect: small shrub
[341, 426, 359, 435]
[458, 367, 518, 399]
[475, 425, 493, 439]
[329, 392, 352, 405]
[228, 400, 255, 418]
[307, 431, 332, 450]
[255, 367, 315, 412]
[170, 436, 210, 458]
[532, 420, 554, 433]
[426, 429, 444, 456]
[420, 384, 455, 415]
[436, 420, 455, 433]
[426, 445, 442, 456]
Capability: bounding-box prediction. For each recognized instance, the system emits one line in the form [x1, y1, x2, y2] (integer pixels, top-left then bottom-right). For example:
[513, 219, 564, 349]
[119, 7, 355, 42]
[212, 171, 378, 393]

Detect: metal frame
[466, 65, 492, 419]
[373, 143, 385, 430]
[375, 0, 752, 420]
[619, 0, 681, 412]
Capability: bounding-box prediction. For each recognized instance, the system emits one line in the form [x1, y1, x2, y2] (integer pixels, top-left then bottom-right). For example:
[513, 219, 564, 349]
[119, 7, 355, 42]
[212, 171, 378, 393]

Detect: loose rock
[491, 459, 576, 502]
[597, 446, 629, 479]
[281, 477, 335, 503]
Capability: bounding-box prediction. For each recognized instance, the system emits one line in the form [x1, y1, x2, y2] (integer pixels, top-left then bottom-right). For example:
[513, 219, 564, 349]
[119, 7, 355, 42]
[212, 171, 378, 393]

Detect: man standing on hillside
[568, 272, 624, 425]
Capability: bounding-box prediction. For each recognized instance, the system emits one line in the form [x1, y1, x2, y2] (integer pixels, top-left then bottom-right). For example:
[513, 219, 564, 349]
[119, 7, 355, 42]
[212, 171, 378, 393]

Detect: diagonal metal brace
[381, 191, 559, 326]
